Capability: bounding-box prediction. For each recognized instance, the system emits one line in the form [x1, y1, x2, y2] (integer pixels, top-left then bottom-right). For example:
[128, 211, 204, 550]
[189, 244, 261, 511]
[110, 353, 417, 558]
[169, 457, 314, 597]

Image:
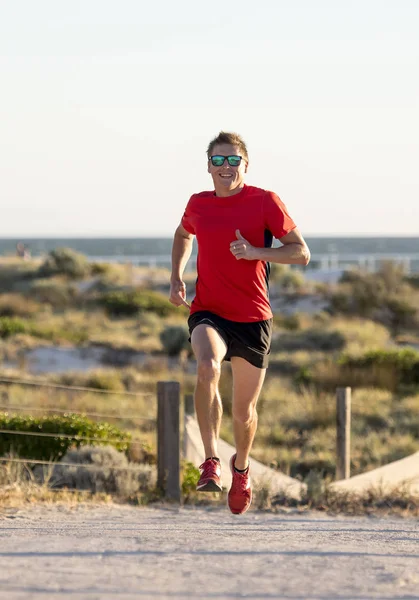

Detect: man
[169, 132, 310, 514]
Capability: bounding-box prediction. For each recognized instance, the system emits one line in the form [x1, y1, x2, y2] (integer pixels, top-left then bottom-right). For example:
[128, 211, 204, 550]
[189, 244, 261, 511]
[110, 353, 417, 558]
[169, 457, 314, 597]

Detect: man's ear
[207, 160, 211, 173]
[244, 161, 248, 173]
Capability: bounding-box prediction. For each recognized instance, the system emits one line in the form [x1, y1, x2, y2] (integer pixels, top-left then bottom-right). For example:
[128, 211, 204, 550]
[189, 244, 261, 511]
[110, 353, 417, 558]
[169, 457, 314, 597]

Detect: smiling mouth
[219, 174, 233, 178]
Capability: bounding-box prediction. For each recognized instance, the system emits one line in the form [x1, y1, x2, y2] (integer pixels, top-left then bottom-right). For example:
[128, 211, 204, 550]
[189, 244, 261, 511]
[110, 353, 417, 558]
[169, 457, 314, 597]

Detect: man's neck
[214, 183, 245, 198]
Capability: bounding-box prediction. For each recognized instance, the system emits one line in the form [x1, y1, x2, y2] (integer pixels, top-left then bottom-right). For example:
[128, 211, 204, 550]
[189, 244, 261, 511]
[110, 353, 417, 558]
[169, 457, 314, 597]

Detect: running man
[169, 132, 310, 514]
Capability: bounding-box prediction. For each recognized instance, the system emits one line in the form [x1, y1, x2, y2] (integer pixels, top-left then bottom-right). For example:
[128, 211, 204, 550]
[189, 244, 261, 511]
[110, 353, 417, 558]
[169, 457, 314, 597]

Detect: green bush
[101, 289, 177, 317]
[160, 325, 189, 356]
[272, 328, 346, 352]
[85, 372, 125, 392]
[0, 261, 40, 293]
[38, 248, 90, 279]
[270, 264, 305, 291]
[274, 313, 301, 331]
[181, 461, 201, 500]
[28, 279, 77, 308]
[90, 262, 111, 276]
[330, 263, 418, 330]
[0, 413, 131, 462]
[0, 315, 87, 344]
[339, 348, 419, 387]
[384, 297, 418, 333]
[0, 316, 29, 338]
[33, 325, 88, 345]
[294, 366, 313, 388]
[56, 370, 125, 392]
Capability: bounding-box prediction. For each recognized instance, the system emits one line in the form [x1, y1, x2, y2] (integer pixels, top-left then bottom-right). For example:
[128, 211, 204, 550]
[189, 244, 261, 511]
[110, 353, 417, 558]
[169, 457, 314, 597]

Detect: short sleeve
[181, 195, 196, 235]
[263, 191, 297, 239]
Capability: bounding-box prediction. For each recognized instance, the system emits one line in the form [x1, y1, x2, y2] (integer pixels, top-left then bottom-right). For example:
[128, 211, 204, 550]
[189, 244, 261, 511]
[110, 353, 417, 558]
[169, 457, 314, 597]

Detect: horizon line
[0, 233, 418, 239]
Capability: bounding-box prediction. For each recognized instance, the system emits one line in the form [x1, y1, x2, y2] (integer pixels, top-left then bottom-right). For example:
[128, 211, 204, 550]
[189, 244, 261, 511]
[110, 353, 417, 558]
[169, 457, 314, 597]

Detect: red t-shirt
[181, 184, 297, 322]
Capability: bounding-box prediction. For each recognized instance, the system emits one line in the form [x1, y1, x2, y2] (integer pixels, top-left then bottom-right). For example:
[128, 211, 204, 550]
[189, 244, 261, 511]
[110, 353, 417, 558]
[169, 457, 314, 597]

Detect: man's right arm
[169, 223, 194, 308]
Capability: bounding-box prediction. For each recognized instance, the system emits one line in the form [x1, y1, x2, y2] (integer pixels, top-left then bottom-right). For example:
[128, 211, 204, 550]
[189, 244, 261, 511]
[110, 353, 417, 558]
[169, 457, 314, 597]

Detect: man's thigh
[190, 323, 228, 363]
[231, 356, 266, 409]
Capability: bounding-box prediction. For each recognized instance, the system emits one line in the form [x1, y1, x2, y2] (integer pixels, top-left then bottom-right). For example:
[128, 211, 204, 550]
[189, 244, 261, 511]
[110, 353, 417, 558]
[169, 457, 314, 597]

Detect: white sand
[1, 504, 418, 599]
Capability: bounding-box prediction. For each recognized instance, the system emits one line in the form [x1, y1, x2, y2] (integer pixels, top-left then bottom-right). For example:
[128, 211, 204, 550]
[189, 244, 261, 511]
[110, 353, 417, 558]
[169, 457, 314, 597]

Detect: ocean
[1, 237, 419, 275]
[0, 236, 418, 257]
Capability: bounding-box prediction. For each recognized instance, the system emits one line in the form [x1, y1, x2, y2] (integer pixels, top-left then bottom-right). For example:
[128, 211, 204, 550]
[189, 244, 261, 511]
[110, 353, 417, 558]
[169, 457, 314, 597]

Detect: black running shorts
[188, 310, 273, 369]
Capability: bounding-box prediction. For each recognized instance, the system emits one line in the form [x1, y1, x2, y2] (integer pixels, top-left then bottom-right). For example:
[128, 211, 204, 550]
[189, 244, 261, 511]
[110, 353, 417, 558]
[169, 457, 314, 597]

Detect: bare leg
[191, 325, 227, 459]
[230, 357, 266, 470]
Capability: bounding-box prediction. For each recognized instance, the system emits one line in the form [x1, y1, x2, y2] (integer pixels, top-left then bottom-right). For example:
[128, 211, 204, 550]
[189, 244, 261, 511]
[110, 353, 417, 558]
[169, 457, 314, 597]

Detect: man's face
[207, 143, 248, 196]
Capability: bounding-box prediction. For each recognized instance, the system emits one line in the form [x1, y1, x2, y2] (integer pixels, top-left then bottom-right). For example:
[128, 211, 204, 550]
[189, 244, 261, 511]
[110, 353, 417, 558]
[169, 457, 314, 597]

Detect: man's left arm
[231, 228, 310, 265]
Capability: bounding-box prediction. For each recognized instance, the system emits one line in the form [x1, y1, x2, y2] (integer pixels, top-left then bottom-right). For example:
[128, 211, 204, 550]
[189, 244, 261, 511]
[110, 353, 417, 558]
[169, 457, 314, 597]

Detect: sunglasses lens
[211, 156, 225, 166]
[227, 156, 241, 166]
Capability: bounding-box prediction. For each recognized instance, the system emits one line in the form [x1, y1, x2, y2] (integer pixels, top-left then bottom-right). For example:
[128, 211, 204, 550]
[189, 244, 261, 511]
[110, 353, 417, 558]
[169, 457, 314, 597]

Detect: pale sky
[1, 0, 418, 237]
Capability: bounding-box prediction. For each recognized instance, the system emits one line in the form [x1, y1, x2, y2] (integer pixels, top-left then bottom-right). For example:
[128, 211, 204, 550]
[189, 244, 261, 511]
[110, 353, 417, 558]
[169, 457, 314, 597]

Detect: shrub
[274, 313, 301, 331]
[0, 260, 40, 293]
[380, 297, 418, 333]
[270, 264, 305, 291]
[85, 371, 125, 392]
[35, 445, 155, 495]
[407, 274, 419, 289]
[160, 325, 189, 356]
[56, 370, 125, 392]
[0, 316, 87, 344]
[272, 328, 346, 352]
[307, 358, 399, 392]
[0, 316, 29, 338]
[38, 248, 90, 279]
[0, 294, 40, 318]
[90, 262, 111, 276]
[329, 280, 384, 318]
[339, 348, 419, 388]
[0, 413, 131, 462]
[330, 263, 418, 330]
[181, 461, 200, 500]
[294, 366, 313, 388]
[328, 318, 390, 353]
[101, 289, 177, 317]
[28, 279, 77, 308]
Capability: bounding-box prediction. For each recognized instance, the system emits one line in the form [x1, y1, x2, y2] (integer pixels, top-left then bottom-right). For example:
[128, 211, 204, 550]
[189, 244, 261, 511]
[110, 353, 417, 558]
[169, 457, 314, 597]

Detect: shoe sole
[196, 480, 223, 492]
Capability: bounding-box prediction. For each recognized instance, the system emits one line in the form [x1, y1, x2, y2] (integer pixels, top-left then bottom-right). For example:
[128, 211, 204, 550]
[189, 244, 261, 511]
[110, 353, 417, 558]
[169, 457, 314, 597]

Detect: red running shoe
[196, 458, 222, 492]
[228, 454, 252, 515]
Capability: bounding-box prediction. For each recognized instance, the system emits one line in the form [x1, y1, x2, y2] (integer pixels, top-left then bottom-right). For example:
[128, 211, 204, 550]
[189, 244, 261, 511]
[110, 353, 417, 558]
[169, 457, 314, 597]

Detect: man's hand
[230, 230, 257, 261]
[169, 279, 190, 308]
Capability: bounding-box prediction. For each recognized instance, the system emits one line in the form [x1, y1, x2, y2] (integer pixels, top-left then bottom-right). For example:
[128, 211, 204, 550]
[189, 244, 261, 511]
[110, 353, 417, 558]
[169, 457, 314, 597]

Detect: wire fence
[0, 456, 152, 473]
[0, 376, 153, 397]
[0, 377, 159, 489]
[0, 404, 155, 422]
[0, 429, 146, 446]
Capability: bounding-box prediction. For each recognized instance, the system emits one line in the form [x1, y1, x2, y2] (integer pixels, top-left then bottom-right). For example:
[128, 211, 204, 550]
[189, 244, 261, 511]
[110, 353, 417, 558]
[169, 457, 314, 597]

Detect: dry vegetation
[1, 251, 419, 511]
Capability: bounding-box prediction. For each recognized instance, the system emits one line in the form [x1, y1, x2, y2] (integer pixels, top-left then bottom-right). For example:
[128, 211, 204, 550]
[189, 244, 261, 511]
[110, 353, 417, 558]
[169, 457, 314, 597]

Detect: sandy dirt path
[0, 504, 418, 599]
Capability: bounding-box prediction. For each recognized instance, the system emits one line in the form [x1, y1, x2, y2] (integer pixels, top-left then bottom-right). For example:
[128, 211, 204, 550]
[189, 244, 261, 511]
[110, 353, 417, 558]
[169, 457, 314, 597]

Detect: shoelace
[199, 459, 218, 477]
[232, 469, 249, 492]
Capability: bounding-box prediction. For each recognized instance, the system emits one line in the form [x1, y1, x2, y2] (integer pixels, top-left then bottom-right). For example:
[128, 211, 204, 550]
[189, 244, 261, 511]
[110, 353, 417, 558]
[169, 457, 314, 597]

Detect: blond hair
[206, 131, 249, 162]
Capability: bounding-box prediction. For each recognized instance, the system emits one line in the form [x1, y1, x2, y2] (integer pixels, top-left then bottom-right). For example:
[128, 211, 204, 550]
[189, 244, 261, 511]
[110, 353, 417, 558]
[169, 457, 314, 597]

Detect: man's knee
[196, 358, 222, 385]
[232, 404, 258, 426]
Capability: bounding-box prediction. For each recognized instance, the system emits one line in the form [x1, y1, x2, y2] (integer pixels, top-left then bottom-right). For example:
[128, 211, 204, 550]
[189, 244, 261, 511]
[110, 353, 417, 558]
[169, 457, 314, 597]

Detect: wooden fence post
[336, 387, 351, 480]
[183, 393, 195, 459]
[157, 381, 180, 501]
